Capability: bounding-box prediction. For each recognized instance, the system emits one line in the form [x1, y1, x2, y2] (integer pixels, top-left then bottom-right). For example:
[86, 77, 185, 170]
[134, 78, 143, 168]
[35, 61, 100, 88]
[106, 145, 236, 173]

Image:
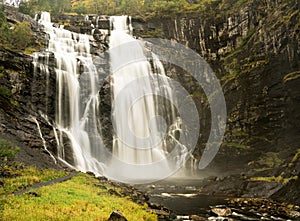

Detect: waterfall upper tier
[4, 0, 24, 7]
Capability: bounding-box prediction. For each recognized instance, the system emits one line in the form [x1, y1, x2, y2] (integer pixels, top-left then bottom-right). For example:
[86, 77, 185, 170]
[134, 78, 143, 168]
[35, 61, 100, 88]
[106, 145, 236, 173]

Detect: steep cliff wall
[1, 1, 299, 196]
[0, 6, 108, 168]
[0, 6, 60, 167]
[133, 0, 300, 177]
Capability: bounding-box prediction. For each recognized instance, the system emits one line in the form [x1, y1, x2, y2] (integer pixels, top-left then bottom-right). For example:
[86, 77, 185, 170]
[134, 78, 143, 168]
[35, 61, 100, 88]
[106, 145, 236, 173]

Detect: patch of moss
[282, 9, 299, 25]
[240, 27, 256, 48]
[0, 85, 19, 106]
[24, 47, 37, 55]
[9, 99, 19, 107]
[221, 70, 239, 87]
[0, 139, 19, 162]
[0, 66, 4, 77]
[142, 28, 164, 38]
[63, 12, 78, 16]
[249, 136, 272, 144]
[288, 148, 300, 168]
[63, 20, 71, 27]
[0, 85, 11, 99]
[283, 71, 300, 83]
[257, 152, 283, 169]
[250, 175, 298, 186]
[222, 142, 250, 150]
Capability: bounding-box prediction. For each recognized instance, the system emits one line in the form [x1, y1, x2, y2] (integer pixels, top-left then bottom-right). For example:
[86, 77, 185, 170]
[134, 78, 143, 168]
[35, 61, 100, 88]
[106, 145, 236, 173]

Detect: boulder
[211, 207, 232, 217]
[108, 210, 128, 221]
[189, 214, 207, 220]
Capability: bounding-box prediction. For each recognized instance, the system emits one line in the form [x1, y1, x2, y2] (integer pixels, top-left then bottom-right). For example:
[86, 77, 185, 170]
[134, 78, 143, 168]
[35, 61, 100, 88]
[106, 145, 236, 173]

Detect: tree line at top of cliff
[17, 0, 257, 18]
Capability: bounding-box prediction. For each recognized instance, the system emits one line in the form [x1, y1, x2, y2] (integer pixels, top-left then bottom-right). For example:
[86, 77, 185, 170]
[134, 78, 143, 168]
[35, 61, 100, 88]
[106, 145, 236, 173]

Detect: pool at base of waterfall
[136, 178, 299, 221]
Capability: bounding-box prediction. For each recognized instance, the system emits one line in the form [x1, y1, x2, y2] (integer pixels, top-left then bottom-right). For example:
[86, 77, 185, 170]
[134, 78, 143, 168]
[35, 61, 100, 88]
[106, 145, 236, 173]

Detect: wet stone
[211, 207, 232, 217]
[108, 189, 122, 197]
[189, 214, 207, 220]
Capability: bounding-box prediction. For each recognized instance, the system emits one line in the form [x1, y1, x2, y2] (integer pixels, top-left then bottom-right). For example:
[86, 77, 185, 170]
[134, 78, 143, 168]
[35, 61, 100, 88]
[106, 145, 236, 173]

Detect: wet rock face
[0, 5, 60, 166]
[133, 0, 300, 176]
[1, 2, 299, 194]
[31, 52, 57, 120]
[0, 46, 60, 160]
[0, 7, 109, 167]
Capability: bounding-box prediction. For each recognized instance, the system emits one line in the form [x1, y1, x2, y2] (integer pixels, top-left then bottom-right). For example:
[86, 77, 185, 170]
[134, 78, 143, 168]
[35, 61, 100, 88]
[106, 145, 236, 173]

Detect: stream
[136, 178, 296, 221]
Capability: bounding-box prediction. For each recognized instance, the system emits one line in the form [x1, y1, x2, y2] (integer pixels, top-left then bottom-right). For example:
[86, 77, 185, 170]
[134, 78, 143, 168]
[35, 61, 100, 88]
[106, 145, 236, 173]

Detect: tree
[19, 0, 73, 17]
[0, 10, 10, 45]
[0, 139, 19, 162]
[73, 4, 87, 14]
[11, 22, 33, 49]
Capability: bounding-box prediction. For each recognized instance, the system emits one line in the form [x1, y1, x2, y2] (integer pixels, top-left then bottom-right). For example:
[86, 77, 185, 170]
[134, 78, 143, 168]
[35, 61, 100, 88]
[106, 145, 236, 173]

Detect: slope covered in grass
[1, 172, 157, 221]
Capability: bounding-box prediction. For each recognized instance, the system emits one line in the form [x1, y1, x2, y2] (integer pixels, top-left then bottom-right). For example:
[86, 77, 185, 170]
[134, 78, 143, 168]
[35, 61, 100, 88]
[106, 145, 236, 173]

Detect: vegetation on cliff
[0, 139, 19, 166]
[0, 10, 35, 53]
[0, 10, 40, 54]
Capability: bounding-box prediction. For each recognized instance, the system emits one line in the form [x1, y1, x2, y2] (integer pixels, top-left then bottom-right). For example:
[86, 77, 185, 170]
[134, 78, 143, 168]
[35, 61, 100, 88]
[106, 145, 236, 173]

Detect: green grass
[24, 47, 37, 54]
[222, 142, 250, 150]
[250, 175, 298, 185]
[0, 167, 69, 195]
[1, 173, 157, 221]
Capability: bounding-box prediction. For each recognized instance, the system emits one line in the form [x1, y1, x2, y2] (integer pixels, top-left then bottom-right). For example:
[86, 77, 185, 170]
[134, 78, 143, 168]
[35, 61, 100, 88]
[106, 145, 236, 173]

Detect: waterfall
[30, 115, 57, 164]
[4, 0, 26, 7]
[35, 12, 106, 175]
[107, 16, 180, 181]
[35, 12, 183, 183]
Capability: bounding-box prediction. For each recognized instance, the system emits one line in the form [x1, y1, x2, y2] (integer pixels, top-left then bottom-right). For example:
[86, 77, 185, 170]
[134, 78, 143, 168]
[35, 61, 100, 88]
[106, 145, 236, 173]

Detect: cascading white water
[36, 12, 106, 175]
[108, 16, 180, 180]
[34, 13, 183, 182]
[4, 0, 24, 7]
[30, 115, 57, 164]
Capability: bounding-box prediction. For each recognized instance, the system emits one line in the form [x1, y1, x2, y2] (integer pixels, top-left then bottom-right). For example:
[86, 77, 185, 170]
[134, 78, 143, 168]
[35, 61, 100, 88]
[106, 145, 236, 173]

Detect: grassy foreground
[0, 170, 157, 221]
[0, 166, 68, 195]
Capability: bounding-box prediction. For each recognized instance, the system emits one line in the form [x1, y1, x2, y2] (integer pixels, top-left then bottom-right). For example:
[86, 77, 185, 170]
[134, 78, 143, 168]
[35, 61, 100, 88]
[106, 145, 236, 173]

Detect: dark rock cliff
[132, 0, 300, 203]
[0, 6, 61, 168]
[133, 0, 300, 178]
[0, 6, 103, 168]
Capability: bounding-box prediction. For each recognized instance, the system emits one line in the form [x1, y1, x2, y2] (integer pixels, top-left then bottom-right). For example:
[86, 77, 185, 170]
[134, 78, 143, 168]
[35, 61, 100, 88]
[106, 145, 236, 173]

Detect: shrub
[0, 10, 10, 45]
[0, 139, 20, 162]
[73, 5, 87, 15]
[11, 22, 33, 50]
[0, 86, 12, 99]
